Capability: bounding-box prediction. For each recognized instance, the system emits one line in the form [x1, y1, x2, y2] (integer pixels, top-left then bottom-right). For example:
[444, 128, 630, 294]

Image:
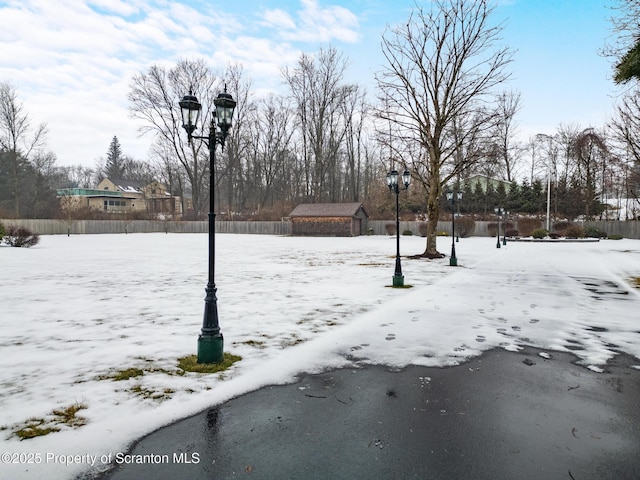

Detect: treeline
[439, 178, 604, 220]
[2, 45, 640, 222]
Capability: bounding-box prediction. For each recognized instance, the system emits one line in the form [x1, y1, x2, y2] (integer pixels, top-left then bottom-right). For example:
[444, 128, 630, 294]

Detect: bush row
[384, 217, 623, 240]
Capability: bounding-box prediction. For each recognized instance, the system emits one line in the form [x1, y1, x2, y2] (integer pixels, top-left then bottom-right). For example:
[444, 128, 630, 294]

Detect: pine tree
[105, 136, 125, 179]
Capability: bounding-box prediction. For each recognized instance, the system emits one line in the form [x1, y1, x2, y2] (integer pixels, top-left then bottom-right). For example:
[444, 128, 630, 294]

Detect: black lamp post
[386, 169, 411, 287]
[179, 87, 237, 364]
[446, 190, 463, 266]
[502, 210, 509, 246]
[494, 207, 504, 249]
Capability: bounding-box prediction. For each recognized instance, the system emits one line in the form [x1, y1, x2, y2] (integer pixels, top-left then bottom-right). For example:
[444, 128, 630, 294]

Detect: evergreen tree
[495, 181, 507, 208]
[484, 182, 497, 214]
[506, 181, 521, 212]
[104, 136, 126, 179]
[531, 179, 545, 213]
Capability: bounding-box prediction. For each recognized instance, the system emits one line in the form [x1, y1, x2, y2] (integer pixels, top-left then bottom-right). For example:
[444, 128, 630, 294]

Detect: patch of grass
[14, 419, 60, 440]
[52, 404, 88, 428]
[128, 385, 175, 401]
[177, 353, 242, 374]
[98, 367, 145, 381]
[237, 339, 266, 348]
[280, 334, 306, 348]
[11, 403, 87, 440]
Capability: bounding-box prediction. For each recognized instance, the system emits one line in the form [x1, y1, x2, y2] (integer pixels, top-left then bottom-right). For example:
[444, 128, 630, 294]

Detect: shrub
[437, 231, 449, 236]
[402, 229, 413, 236]
[455, 216, 476, 238]
[532, 228, 549, 239]
[607, 233, 623, 240]
[552, 220, 571, 236]
[548, 232, 560, 239]
[0, 221, 4, 241]
[517, 218, 542, 237]
[3, 226, 40, 247]
[505, 229, 520, 237]
[418, 222, 428, 237]
[385, 223, 396, 235]
[565, 225, 585, 239]
[487, 222, 498, 237]
[584, 226, 607, 238]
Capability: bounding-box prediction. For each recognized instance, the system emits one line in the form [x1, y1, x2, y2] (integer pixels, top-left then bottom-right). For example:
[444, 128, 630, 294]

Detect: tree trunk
[422, 166, 444, 258]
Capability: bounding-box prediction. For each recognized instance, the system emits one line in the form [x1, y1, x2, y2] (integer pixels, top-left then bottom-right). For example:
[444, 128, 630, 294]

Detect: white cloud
[0, 0, 366, 166]
[262, 0, 360, 43]
[261, 8, 297, 30]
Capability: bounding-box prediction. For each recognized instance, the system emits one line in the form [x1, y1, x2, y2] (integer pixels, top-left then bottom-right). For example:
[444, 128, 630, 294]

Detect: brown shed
[289, 203, 369, 237]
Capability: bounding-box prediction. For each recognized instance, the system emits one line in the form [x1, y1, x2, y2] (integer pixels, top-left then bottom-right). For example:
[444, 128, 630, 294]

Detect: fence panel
[2, 218, 638, 238]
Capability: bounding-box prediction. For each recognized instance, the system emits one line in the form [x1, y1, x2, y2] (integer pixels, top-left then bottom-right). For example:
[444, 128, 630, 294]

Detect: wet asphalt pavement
[86, 347, 640, 480]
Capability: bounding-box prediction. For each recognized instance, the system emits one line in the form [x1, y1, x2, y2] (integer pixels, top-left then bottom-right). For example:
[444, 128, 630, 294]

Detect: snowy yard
[1, 233, 640, 480]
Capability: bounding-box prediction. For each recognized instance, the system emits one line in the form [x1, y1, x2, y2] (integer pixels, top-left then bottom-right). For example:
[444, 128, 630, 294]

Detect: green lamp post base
[197, 333, 224, 364]
[392, 274, 405, 287]
[450, 257, 457, 266]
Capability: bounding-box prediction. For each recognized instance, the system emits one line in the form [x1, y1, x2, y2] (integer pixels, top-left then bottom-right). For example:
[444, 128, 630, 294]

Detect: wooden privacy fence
[2, 219, 639, 238]
[0, 219, 291, 236]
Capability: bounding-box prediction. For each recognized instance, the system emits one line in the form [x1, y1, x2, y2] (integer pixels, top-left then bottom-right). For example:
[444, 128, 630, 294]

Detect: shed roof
[289, 202, 368, 218]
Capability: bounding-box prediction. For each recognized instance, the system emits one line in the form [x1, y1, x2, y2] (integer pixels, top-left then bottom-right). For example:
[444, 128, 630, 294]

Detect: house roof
[289, 202, 368, 218]
[105, 178, 144, 193]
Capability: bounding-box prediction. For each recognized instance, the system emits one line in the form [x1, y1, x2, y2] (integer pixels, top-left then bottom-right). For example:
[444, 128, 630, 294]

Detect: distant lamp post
[446, 190, 463, 266]
[179, 87, 237, 364]
[387, 169, 411, 287]
[494, 207, 504, 249]
[502, 210, 509, 246]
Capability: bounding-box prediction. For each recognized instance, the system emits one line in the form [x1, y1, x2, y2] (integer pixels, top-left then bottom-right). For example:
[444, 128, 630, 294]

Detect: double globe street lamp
[386, 169, 411, 287]
[179, 87, 237, 364]
[446, 190, 463, 266]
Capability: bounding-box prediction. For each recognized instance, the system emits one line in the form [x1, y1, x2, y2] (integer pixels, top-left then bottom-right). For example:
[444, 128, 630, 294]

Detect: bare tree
[491, 90, 522, 182]
[217, 63, 253, 217]
[0, 81, 48, 217]
[609, 90, 640, 210]
[573, 128, 609, 219]
[376, 0, 512, 257]
[282, 47, 353, 202]
[129, 59, 220, 217]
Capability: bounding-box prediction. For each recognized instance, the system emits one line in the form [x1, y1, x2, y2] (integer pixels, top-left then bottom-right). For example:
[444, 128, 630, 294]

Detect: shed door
[353, 218, 361, 236]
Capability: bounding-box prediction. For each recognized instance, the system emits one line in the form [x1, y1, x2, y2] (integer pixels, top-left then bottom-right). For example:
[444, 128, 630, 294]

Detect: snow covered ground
[1, 233, 639, 479]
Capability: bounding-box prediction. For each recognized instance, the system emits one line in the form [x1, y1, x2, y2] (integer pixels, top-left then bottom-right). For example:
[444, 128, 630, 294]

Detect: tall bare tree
[0, 81, 49, 217]
[491, 90, 522, 182]
[573, 128, 608, 219]
[282, 47, 353, 202]
[129, 59, 220, 217]
[609, 90, 640, 209]
[376, 0, 512, 257]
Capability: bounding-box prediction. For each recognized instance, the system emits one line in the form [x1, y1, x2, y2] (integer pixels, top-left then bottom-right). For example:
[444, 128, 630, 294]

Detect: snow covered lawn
[1, 233, 639, 479]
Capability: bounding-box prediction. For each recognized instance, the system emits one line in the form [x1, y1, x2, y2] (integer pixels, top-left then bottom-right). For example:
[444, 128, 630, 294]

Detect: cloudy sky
[0, 0, 623, 168]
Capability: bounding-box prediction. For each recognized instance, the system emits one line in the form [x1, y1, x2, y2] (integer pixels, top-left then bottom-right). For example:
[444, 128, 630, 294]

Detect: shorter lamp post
[494, 207, 504, 249]
[446, 190, 463, 266]
[179, 87, 237, 364]
[387, 169, 411, 287]
[502, 211, 509, 246]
